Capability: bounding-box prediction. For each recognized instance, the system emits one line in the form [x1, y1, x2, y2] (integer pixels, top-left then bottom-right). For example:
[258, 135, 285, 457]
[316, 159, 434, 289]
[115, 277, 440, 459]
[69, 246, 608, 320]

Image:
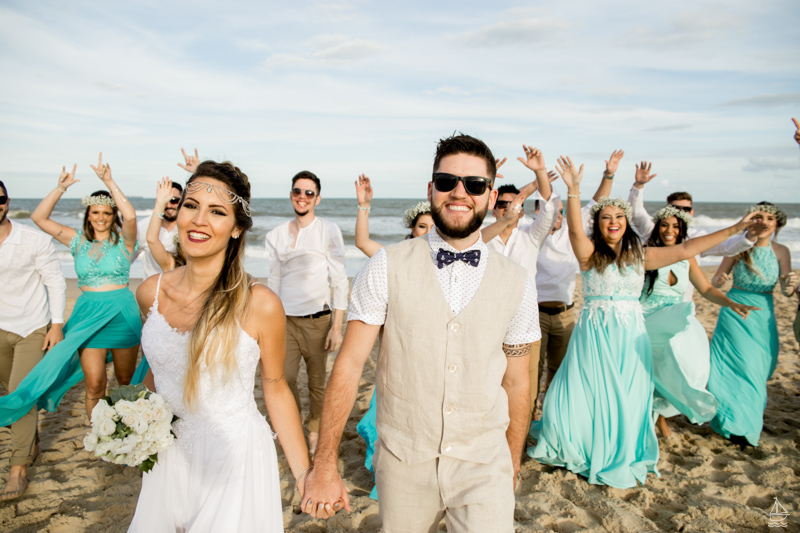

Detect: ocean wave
[8, 210, 31, 219]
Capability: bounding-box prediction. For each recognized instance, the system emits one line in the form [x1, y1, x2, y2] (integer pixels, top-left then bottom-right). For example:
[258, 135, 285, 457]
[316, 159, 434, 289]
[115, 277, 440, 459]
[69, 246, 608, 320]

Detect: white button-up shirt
[348, 230, 540, 345]
[0, 221, 66, 337]
[266, 216, 348, 316]
[136, 217, 178, 279]
[485, 192, 559, 285]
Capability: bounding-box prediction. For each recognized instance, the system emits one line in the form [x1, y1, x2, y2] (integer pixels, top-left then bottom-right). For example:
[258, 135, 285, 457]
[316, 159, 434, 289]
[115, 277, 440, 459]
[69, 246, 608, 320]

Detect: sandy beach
[1, 268, 798, 532]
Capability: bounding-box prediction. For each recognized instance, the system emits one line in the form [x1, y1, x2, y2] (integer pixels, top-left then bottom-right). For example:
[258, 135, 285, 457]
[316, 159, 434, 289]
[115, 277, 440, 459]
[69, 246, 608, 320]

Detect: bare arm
[31, 165, 79, 246]
[354, 175, 383, 258]
[302, 320, 381, 518]
[146, 178, 177, 272]
[591, 149, 624, 202]
[775, 242, 796, 297]
[628, 160, 657, 239]
[688, 258, 760, 318]
[250, 285, 312, 494]
[556, 156, 594, 269]
[645, 213, 756, 271]
[502, 343, 531, 488]
[90, 153, 137, 253]
[711, 256, 738, 288]
[517, 146, 553, 200]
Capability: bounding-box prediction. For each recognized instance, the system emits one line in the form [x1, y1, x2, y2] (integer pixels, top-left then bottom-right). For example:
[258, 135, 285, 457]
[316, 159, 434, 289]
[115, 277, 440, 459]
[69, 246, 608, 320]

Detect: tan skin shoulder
[244, 283, 286, 344]
[135, 275, 160, 317]
[772, 241, 790, 258]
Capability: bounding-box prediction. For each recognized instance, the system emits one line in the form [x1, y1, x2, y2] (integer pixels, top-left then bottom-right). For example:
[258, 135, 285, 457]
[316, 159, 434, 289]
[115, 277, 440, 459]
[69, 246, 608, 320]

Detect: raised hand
[780, 271, 797, 296]
[89, 152, 112, 182]
[155, 177, 173, 207]
[500, 192, 527, 225]
[355, 174, 373, 207]
[731, 211, 759, 234]
[555, 156, 584, 190]
[517, 146, 546, 173]
[793, 118, 800, 145]
[634, 161, 657, 189]
[605, 150, 624, 175]
[495, 157, 507, 179]
[547, 170, 559, 183]
[58, 164, 79, 190]
[178, 148, 200, 173]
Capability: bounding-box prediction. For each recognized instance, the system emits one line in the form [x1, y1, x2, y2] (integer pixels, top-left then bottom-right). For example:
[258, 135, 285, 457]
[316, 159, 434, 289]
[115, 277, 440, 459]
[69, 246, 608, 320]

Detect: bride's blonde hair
[182, 161, 254, 411]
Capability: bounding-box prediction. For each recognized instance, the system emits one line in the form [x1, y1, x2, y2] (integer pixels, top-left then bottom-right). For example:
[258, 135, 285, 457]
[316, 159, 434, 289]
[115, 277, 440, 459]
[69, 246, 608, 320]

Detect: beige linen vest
[377, 236, 528, 465]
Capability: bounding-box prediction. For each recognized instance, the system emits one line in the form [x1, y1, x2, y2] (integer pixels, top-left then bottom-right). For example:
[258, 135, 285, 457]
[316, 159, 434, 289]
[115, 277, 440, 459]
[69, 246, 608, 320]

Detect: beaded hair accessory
[82, 195, 117, 208]
[186, 180, 251, 217]
[403, 201, 431, 228]
[588, 197, 633, 222]
[747, 203, 787, 228]
[652, 205, 693, 228]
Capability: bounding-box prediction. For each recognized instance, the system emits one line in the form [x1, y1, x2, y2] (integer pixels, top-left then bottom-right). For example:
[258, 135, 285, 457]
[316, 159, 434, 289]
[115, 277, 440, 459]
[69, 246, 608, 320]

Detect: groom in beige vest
[302, 134, 540, 532]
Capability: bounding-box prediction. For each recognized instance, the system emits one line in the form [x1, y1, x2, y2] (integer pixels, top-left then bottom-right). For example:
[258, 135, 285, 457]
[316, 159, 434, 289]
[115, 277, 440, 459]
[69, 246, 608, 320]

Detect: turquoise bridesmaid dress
[640, 260, 717, 423]
[356, 390, 378, 500]
[708, 245, 779, 446]
[528, 264, 659, 488]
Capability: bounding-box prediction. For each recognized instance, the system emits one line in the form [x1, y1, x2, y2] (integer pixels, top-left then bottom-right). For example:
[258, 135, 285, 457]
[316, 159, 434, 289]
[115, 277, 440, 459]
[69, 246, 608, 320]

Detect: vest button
[445, 405, 456, 415]
[444, 443, 453, 452]
[450, 323, 460, 332]
[448, 364, 458, 373]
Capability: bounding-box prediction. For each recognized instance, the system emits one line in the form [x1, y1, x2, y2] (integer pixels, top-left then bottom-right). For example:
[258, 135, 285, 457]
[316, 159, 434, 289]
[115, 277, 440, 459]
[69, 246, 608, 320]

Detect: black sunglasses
[432, 173, 492, 196]
[671, 205, 692, 213]
[0, 196, 7, 205]
[291, 188, 317, 198]
[168, 196, 181, 204]
[494, 200, 519, 210]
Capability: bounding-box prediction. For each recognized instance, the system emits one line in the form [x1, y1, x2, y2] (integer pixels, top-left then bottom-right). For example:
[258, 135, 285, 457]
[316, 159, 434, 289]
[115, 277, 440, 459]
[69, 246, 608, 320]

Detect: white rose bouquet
[83, 383, 175, 472]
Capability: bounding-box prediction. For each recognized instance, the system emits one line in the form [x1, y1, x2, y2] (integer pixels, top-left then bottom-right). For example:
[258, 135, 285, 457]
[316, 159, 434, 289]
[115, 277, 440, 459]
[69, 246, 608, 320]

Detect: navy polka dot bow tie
[436, 248, 481, 269]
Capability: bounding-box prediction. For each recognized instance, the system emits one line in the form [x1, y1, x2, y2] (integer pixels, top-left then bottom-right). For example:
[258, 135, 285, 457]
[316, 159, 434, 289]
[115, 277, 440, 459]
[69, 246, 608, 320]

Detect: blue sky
[1, 0, 798, 201]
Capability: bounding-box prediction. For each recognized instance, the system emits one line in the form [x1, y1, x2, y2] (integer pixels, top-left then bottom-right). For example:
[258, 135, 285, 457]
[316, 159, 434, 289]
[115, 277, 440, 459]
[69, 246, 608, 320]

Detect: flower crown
[82, 195, 117, 208]
[747, 203, 787, 228]
[588, 197, 633, 224]
[652, 205, 693, 228]
[403, 201, 431, 228]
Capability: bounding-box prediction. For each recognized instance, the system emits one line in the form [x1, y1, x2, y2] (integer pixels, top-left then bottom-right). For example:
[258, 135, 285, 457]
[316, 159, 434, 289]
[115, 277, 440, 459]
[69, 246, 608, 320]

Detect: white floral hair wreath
[82, 194, 117, 208]
[747, 202, 787, 228]
[403, 201, 431, 228]
[588, 197, 632, 225]
[652, 205, 693, 228]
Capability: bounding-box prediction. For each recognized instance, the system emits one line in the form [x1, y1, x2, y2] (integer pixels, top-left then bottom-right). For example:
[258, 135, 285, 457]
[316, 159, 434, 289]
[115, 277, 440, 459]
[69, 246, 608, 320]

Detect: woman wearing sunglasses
[0, 153, 142, 428]
[352, 173, 434, 500]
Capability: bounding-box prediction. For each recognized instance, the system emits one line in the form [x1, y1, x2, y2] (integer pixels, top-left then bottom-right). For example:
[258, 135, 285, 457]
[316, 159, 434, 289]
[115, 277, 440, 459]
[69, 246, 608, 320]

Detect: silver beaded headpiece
[82, 195, 117, 208]
[747, 203, 787, 228]
[402, 201, 431, 228]
[588, 197, 632, 222]
[652, 205, 693, 228]
[186, 181, 251, 217]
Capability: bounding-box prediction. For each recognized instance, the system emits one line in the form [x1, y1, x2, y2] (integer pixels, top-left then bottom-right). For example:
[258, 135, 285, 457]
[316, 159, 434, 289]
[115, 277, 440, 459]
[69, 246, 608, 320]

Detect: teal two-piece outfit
[640, 260, 717, 424]
[0, 231, 143, 425]
[707, 246, 779, 446]
[528, 264, 659, 489]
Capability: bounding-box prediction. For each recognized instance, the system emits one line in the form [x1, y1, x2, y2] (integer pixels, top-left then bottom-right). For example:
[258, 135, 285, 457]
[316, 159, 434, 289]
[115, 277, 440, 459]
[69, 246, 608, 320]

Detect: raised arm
[556, 156, 594, 268]
[517, 146, 553, 200]
[711, 256, 737, 288]
[146, 178, 177, 272]
[628, 161, 657, 238]
[591, 149, 624, 201]
[793, 118, 800, 147]
[645, 213, 757, 271]
[31, 165, 79, 246]
[90, 153, 137, 252]
[354, 175, 383, 258]
[178, 148, 200, 173]
[688, 257, 760, 319]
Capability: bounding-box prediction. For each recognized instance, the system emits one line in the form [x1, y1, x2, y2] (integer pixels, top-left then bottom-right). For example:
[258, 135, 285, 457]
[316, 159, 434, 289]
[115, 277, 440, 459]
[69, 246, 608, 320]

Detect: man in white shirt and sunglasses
[0, 179, 66, 500]
[136, 181, 182, 278]
[265, 171, 348, 454]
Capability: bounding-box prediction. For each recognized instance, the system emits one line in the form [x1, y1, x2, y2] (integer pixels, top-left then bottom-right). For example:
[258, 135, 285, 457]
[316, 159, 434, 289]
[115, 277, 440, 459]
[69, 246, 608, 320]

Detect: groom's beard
[430, 201, 487, 240]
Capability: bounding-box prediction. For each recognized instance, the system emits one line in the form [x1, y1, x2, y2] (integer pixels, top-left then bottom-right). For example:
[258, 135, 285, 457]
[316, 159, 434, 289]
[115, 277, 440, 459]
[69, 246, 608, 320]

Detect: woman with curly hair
[528, 158, 756, 488]
[708, 201, 796, 447]
[641, 206, 759, 439]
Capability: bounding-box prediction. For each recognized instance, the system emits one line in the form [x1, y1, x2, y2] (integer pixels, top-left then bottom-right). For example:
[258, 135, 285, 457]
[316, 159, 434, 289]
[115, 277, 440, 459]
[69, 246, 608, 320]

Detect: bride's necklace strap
[154, 273, 164, 310]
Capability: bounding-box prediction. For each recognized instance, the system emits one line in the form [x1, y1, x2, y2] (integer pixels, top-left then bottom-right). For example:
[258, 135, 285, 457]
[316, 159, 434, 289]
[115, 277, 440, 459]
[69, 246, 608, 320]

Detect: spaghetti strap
[154, 274, 163, 311]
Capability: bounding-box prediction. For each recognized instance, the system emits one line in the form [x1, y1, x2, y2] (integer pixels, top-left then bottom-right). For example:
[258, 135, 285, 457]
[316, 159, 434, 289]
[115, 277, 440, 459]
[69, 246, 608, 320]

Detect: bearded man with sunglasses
[265, 170, 348, 455]
[627, 163, 758, 302]
[303, 135, 538, 531]
[0, 180, 66, 500]
[136, 180, 183, 278]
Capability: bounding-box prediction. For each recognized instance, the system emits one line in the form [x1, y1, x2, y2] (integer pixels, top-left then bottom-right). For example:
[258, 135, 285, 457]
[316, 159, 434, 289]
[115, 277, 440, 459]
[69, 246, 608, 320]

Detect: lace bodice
[640, 260, 689, 311]
[141, 277, 266, 459]
[69, 230, 137, 288]
[732, 245, 779, 293]
[580, 263, 644, 326]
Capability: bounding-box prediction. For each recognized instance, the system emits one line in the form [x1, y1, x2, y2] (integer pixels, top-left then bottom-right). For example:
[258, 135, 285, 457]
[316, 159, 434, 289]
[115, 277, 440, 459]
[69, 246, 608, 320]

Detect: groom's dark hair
[0, 180, 6, 196]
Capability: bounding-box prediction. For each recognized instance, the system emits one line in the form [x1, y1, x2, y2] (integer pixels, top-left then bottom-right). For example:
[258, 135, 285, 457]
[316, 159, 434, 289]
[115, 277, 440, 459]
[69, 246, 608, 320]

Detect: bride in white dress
[128, 161, 311, 532]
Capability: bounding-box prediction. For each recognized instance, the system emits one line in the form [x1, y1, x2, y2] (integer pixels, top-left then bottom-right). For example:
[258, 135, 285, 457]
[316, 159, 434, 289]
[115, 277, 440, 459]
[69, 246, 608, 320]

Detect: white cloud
[742, 157, 800, 172]
[620, 9, 747, 49]
[644, 124, 693, 133]
[720, 93, 800, 108]
[263, 34, 385, 68]
[456, 15, 568, 48]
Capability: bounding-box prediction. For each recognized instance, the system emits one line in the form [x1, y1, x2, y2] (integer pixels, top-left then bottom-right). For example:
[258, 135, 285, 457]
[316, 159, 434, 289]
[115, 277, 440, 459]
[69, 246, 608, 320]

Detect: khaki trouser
[284, 315, 331, 433]
[537, 307, 576, 399]
[374, 437, 514, 533]
[0, 325, 47, 466]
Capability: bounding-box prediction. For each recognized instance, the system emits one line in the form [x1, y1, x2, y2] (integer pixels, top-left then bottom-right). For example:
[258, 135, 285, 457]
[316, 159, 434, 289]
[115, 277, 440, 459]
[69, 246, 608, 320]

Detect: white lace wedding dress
[129, 276, 283, 532]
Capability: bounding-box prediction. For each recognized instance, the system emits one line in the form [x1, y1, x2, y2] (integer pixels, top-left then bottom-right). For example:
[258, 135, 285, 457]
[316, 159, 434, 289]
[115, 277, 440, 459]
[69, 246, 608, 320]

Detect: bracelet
[358, 206, 370, 212]
[295, 465, 313, 490]
[56, 185, 67, 193]
[157, 212, 166, 220]
[603, 172, 614, 179]
[567, 194, 580, 199]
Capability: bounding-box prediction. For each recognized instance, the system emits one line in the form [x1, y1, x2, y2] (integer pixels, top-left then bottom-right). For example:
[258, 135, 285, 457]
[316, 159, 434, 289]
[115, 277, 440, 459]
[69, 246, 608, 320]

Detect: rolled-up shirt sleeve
[265, 233, 282, 296]
[628, 186, 654, 240]
[526, 192, 559, 250]
[347, 248, 388, 325]
[36, 236, 66, 324]
[326, 222, 349, 310]
[503, 278, 540, 345]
